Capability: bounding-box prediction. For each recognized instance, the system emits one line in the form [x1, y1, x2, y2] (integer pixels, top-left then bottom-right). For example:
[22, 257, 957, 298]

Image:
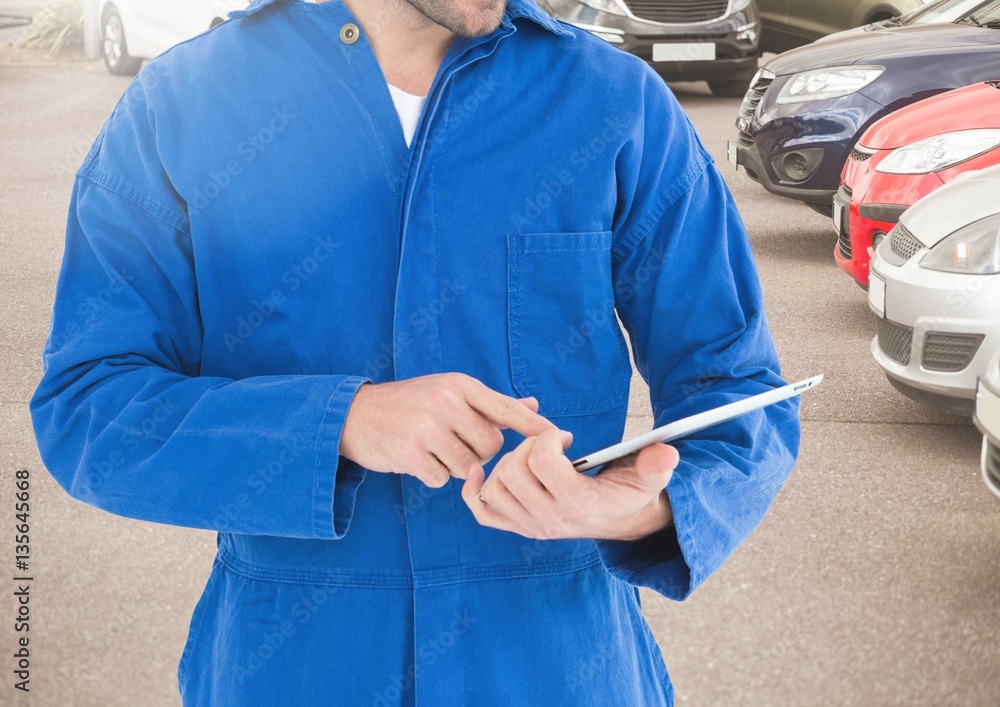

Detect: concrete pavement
[0, 58, 997, 706]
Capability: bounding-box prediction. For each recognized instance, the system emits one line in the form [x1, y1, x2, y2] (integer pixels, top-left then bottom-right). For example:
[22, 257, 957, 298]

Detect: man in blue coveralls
[30, 0, 801, 703]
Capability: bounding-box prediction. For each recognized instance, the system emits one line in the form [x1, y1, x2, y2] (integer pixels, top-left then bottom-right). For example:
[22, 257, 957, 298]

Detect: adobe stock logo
[189, 107, 297, 217]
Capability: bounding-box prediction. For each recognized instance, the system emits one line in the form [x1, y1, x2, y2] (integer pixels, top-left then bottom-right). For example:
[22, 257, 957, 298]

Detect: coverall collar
[229, 0, 575, 39]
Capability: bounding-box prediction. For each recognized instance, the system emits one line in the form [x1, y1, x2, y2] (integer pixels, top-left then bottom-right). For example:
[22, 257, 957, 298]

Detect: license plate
[868, 271, 886, 318]
[652, 43, 716, 62]
[727, 141, 738, 169]
[832, 198, 844, 235]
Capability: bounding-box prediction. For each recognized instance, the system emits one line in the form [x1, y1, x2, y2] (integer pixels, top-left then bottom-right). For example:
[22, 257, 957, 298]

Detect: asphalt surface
[1, 55, 997, 706]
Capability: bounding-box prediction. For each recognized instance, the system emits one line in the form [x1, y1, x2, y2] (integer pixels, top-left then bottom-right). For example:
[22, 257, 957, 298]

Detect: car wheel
[708, 77, 752, 98]
[102, 6, 142, 76]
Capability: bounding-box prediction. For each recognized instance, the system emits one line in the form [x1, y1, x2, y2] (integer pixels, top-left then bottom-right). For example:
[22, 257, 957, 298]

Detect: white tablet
[570, 374, 823, 471]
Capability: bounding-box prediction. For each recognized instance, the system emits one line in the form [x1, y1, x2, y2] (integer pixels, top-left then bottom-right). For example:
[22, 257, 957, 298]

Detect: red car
[833, 81, 1000, 287]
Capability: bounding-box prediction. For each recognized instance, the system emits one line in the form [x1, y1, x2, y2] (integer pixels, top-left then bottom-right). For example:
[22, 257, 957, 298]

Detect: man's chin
[408, 0, 507, 38]
[435, 11, 505, 38]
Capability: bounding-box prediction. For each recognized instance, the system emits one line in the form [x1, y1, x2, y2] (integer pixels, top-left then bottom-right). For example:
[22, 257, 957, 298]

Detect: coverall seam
[611, 149, 710, 269]
[76, 169, 191, 236]
[217, 546, 602, 587]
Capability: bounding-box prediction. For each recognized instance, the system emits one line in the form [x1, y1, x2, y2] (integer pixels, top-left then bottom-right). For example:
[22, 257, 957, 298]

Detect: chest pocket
[506, 231, 631, 418]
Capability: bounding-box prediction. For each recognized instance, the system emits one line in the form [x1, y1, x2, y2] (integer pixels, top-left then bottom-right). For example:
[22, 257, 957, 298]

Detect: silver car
[868, 165, 1000, 415]
[539, 0, 761, 96]
[975, 349, 1000, 498]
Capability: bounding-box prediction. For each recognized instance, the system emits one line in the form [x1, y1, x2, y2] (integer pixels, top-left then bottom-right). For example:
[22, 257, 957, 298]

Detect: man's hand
[461, 429, 678, 542]
[339, 373, 559, 488]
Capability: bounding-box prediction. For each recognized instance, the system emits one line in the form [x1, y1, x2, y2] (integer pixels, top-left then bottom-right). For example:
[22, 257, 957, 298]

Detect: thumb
[632, 443, 679, 487]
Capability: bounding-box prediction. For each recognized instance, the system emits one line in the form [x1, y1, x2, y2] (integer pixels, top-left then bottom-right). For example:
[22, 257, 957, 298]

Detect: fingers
[518, 396, 539, 413]
[461, 464, 534, 537]
[414, 453, 452, 489]
[462, 379, 557, 438]
[526, 429, 582, 498]
[599, 442, 679, 494]
[633, 443, 680, 477]
[450, 406, 506, 463]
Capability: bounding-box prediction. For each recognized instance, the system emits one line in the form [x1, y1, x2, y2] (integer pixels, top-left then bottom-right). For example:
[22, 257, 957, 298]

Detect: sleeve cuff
[594, 466, 703, 600]
[313, 375, 371, 539]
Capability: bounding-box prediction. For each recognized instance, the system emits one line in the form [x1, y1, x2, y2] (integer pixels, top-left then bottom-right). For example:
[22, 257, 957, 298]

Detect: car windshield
[902, 0, 995, 23]
[964, 0, 1000, 24]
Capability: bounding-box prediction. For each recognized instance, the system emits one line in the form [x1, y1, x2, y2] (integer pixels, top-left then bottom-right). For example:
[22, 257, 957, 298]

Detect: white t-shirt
[387, 83, 427, 147]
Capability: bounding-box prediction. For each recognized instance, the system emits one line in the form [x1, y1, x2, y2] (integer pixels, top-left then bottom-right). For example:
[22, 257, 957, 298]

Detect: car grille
[922, 332, 984, 372]
[849, 148, 873, 162]
[737, 71, 774, 148]
[986, 441, 1000, 492]
[837, 185, 852, 261]
[622, 0, 729, 24]
[889, 225, 922, 262]
[877, 317, 914, 366]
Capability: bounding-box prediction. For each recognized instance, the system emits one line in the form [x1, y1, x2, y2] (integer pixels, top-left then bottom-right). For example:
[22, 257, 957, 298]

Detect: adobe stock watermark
[223, 235, 341, 353]
[46, 264, 138, 352]
[511, 116, 628, 232]
[233, 584, 343, 686]
[373, 610, 477, 706]
[188, 106, 297, 217]
[84, 396, 182, 490]
[364, 278, 467, 382]
[211, 436, 310, 530]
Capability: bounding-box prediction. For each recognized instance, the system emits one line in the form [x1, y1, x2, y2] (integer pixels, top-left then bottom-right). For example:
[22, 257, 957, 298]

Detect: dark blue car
[729, 5, 1000, 215]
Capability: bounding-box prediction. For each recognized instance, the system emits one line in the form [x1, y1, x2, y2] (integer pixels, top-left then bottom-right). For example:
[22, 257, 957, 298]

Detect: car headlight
[876, 129, 1000, 175]
[776, 66, 884, 104]
[920, 214, 1000, 275]
[579, 0, 627, 16]
[730, 0, 754, 12]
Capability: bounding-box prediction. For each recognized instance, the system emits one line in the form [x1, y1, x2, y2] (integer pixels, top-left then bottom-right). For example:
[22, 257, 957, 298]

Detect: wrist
[339, 381, 373, 461]
[615, 490, 673, 542]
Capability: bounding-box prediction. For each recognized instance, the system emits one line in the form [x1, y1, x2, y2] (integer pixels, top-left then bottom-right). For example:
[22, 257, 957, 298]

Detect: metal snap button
[340, 23, 359, 44]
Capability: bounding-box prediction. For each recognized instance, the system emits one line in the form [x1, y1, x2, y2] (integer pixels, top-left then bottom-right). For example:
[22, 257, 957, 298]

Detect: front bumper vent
[849, 148, 873, 162]
[877, 317, 914, 366]
[622, 0, 729, 24]
[889, 225, 923, 263]
[922, 332, 984, 372]
[837, 185, 852, 260]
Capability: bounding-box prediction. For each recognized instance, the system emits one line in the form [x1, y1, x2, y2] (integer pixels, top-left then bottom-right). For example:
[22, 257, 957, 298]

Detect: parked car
[834, 81, 1000, 287]
[757, 0, 929, 52]
[100, 0, 246, 75]
[538, 0, 761, 97]
[975, 349, 1000, 498]
[729, 1, 1000, 215]
[816, 0, 995, 43]
[867, 165, 1000, 415]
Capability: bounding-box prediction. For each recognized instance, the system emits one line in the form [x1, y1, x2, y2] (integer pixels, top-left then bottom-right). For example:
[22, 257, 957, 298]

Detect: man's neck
[342, 0, 456, 95]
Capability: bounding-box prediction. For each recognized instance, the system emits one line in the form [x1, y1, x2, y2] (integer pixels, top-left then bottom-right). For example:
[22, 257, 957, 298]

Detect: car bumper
[547, 3, 760, 80]
[733, 74, 886, 203]
[868, 255, 1000, 415]
[974, 353, 1000, 499]
[835, 150, 947, 286]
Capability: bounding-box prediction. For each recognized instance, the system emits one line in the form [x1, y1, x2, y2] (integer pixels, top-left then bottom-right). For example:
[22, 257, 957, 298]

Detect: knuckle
[485, 427, 505, 454]
[445, 372, 471, 389]
[425, 387, 453, 408]
[494, 395, 519, 419]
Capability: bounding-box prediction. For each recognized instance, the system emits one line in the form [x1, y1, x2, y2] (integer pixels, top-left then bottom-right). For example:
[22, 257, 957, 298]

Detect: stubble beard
[402, 0, 508, 37]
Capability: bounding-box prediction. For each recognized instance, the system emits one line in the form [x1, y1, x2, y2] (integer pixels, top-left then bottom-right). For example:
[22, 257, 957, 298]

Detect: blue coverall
[30, 0, 801, 703]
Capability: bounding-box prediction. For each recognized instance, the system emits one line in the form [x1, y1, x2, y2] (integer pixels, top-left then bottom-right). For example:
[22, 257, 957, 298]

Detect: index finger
[463, 381, 557, 438]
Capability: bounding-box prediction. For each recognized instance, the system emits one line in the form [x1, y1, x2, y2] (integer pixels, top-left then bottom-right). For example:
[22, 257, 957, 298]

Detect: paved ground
[1, 52, 997, 706]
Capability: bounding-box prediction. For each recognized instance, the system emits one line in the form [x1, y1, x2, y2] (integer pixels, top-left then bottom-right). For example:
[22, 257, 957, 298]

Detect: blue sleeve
[29, 79, 370, 539]
[594, 75, 801, 600]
